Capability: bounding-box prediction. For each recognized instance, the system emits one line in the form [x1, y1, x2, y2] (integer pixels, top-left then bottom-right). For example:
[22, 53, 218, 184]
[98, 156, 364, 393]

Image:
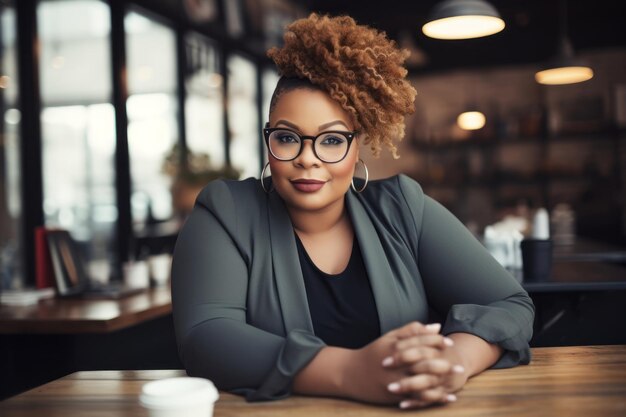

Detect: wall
[361, 47, 626, 242]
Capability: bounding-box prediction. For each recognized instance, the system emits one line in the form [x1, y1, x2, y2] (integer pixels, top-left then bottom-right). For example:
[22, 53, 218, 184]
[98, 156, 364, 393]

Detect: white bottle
[531, 208, 550, 239]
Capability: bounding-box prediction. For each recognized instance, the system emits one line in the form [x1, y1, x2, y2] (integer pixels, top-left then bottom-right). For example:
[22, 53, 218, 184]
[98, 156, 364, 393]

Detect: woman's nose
[294, 140, 320, 167]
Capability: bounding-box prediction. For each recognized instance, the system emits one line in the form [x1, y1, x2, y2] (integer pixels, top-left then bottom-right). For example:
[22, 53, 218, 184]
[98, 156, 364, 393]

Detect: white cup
[139, 377, 219, 417]
[123, 260, 150, 289]
[87, 259, 111, 285]
[148, 254, 172, 286]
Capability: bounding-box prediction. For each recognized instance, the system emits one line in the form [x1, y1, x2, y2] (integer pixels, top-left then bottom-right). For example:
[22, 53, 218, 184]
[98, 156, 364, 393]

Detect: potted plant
[162, 144, 240, 219]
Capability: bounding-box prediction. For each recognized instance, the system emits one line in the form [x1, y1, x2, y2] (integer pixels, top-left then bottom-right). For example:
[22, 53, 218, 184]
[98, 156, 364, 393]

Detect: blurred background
[1, 0, 625, 297]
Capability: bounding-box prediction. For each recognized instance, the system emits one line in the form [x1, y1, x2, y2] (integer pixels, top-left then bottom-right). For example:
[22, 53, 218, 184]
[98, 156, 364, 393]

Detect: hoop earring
[351, 159, 369, 193]
[260, 162, 272, 193]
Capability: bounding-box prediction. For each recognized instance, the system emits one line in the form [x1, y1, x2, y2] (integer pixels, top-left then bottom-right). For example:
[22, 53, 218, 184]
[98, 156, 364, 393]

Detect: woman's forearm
[292, 346, 352, 397]
[447, 332, 503, 377]
[292, 332, 501, 399]
[293, 322, 443, 404]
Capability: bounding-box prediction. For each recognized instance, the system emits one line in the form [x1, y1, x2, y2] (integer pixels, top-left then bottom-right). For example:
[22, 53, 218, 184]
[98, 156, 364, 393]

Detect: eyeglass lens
[268, 129, 350, 162]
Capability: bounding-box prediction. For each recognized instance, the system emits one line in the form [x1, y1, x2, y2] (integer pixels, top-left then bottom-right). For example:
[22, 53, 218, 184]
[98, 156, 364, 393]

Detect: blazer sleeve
[398, 176, 535, 368]
[171, 180, 325, 401]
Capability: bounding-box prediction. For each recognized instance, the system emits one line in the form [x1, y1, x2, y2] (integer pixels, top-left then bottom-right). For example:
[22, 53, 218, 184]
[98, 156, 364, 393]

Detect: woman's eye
[277, 134, 298, 144]
[321, 136, 345, 146]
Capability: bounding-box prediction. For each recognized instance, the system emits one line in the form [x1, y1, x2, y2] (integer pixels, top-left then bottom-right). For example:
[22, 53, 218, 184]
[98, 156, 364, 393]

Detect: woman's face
[268, 88, 359, 213]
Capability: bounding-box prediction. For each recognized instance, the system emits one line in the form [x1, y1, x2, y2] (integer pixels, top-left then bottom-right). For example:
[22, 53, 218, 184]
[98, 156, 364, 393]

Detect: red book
[34, 226, 55, 289]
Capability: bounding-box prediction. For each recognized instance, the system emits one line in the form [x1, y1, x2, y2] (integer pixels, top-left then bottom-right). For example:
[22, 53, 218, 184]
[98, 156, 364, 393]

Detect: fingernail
[447, 394, 457, 402]
[444, 337, 454, 347]
[382, 356, 394, 367]
[426, 323, 441, 332]
[399, 400, 412, 409]
[452, 365, 465, 374]
[387, 382, 401, 392]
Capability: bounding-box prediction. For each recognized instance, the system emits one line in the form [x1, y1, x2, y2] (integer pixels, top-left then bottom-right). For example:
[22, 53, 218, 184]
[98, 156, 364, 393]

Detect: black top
[295, 233, 381, 349]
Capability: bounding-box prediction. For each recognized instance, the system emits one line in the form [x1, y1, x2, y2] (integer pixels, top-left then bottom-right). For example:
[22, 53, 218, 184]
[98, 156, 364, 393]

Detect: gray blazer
[171, 174, 534, 401]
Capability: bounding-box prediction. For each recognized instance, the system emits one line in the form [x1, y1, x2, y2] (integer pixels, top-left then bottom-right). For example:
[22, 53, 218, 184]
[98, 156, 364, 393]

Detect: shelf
[417, 174, 610, 188]
[413, 139, 496, 151]
[412, 123, 623, 245]
[413, 127, 620, 151]
[545, 126, 623, 142]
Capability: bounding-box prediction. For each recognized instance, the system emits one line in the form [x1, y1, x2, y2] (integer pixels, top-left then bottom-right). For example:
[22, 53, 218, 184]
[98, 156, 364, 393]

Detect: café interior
[1, 0, 625, 413]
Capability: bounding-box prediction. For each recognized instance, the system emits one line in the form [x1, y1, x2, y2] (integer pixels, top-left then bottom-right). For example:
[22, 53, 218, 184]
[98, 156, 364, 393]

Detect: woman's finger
[391, 322, 441, 340]
[409, 358, 463, 376]
[387, 373, 441, 394]
[382, 344, 443, 368]
[398, 392, 457, 409]
[416, 386, 448, 402]
[401, 346, 442, 365]
[395, 334, 453, 351]
[398, 398, 429, 409]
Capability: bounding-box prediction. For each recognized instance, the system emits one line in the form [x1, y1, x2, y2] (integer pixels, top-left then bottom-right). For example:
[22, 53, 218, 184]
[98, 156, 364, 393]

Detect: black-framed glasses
[263, 127, 357, 163]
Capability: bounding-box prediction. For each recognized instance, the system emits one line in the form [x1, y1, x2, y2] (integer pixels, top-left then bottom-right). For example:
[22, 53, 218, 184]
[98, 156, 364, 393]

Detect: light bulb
[422, 15, 505, 40]
[535, 66, 593, 85]
[457, 111, 486, 130]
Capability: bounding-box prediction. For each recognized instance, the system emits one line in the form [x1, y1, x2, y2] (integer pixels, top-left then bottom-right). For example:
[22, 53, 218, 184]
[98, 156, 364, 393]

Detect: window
[5, 1, 269, 287]
[184, 32, 225, 168]
[261, 67, 279, 167]
[0, 0, 22, 289]
[125, 10, 179, 226]
[38, 0, 116, 278]
[227, 53, 259, 179]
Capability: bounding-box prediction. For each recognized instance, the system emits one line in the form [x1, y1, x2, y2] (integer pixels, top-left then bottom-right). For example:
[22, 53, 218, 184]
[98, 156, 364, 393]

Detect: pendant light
[457, 78, 486, 131]
[535, 0, 593, 85]
[457, 111, 486, 130]
[422, 0, 505, 40]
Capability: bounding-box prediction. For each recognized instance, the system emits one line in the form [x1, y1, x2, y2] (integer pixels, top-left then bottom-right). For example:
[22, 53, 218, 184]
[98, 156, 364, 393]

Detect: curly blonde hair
[267, 13, 416, 158]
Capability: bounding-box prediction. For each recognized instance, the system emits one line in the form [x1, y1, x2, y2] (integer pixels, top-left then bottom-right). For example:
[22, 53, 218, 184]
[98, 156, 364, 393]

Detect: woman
[171, 13, 534, 409]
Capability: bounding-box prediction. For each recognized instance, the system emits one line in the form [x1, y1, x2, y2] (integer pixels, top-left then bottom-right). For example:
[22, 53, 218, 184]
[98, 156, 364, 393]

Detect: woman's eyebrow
[274, 119, 350, 131]
[318, 120, 350, 130]
[274, 120, 300, 130]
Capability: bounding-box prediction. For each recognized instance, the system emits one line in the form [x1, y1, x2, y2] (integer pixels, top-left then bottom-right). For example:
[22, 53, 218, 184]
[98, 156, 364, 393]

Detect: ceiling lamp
[457, 111, 486, 130]
[535, 0, 593, 85]
[422, 0, 505, 40]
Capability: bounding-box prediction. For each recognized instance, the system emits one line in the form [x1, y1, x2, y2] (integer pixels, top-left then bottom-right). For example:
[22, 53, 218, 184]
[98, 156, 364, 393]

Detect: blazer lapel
[346, 191, 403, 334]
[267, 190, 315, 334]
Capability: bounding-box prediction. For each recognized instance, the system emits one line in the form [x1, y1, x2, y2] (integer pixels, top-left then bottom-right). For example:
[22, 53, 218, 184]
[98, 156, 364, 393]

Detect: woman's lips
[291, 179, 326, 193]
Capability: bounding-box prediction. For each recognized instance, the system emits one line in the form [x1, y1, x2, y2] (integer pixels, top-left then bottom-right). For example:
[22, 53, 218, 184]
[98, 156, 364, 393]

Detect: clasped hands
[344, 321, 469, 410]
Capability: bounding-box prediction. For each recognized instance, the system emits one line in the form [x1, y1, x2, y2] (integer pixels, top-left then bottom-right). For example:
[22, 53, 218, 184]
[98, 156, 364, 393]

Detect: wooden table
[518, 239, 626, 346]
[515, 237, 626, 292]
[0, 287, 172, 334]
[0, 287, 177, 400]
[553, 237, 626, 263]
[1, 345, 625, 416]
[524, 260, 626, 292]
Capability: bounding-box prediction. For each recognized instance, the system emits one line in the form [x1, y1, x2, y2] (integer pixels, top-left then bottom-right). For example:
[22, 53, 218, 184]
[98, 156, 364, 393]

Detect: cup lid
[139, 377, 219, 409]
